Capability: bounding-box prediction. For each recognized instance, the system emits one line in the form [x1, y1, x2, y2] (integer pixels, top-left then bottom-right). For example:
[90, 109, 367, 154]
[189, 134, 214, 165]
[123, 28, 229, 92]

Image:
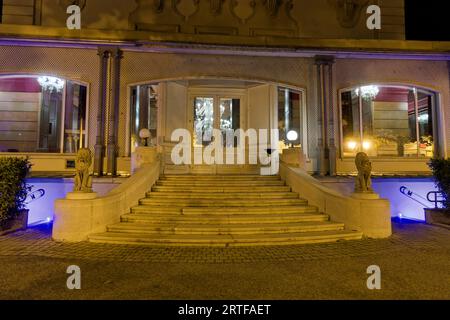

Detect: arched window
[340, 85, 439, 158]
[0, 75, 88, 154]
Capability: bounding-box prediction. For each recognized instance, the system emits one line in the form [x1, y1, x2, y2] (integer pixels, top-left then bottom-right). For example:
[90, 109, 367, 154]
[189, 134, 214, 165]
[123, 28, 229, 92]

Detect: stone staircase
[88, 175, 363, 246]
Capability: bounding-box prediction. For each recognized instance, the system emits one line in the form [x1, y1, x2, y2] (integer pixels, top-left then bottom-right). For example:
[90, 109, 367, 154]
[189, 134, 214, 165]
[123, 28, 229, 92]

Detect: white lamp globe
[286, 130, 298, 142]
[139, 128, 150, 139]
[139, 128, 151, 146]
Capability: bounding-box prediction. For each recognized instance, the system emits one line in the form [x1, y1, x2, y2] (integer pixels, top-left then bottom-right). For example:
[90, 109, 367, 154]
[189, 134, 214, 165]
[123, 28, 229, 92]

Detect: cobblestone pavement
[0, 219, 449, 299]
[0, 219, 449, 264]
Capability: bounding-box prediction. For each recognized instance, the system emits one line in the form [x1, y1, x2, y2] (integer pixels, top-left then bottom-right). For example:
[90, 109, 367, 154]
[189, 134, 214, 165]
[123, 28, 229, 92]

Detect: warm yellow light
[347, 140, 357, 150]
[363, 141, 371, 150]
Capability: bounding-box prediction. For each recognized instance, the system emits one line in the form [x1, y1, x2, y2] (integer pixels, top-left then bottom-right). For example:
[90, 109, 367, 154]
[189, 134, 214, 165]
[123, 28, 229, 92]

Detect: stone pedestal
[131, 146, 158, 173]
[66, 192, 98, 200]
[351, 192, 380, 200]
[280, 147, 306, 169]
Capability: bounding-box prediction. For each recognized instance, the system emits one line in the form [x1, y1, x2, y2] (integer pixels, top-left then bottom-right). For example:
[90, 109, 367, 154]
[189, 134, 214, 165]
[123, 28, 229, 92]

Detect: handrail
[399, 185, 445, 209]
[427, 191, 445, 209]
[399, 186, 429, 207]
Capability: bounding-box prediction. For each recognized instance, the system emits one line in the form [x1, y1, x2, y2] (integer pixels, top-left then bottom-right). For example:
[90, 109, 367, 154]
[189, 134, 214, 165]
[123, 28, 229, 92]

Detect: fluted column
[93, 48, 110, 176]
[106, 48, 123, 176]
[314, 55, 335, 176]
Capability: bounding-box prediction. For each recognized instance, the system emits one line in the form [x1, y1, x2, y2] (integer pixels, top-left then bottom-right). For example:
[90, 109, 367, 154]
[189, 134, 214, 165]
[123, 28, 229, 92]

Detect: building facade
[0, 0, 449, 177]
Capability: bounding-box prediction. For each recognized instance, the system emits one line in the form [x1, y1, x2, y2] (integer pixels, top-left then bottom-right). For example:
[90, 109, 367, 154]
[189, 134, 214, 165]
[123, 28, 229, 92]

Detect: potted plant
[0, 157, 32, 236]
[425, 158, 450, 228]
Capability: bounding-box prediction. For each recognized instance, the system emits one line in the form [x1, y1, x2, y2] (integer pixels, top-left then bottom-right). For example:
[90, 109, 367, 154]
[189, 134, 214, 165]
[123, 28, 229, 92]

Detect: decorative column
[93, 48, 110, 176]
[106, 48, 123, 176]
[314, 55, 335, 176]
[327, 57, 337, 176]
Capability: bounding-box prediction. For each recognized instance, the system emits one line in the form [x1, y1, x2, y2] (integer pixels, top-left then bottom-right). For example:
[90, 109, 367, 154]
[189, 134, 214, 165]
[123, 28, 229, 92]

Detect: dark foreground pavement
[0, 219, 449, 300]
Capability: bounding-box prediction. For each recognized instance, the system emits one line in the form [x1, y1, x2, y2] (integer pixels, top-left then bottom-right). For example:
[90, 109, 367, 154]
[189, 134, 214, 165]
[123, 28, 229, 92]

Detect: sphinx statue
[73, 148, 93, 193]
[354, 152, 373, 193]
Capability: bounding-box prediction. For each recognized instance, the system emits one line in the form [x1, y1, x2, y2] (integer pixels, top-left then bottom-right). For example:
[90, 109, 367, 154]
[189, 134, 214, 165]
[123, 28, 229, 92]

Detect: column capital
[314, 55, 335, 66]
[111, 47, 124, 60]
[97, 47, 111, 58]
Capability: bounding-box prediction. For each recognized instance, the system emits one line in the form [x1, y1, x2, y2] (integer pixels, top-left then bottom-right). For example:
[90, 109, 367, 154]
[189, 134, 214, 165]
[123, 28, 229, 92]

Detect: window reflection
[193, 97, 214, 146]
[0, 76, 87, 154]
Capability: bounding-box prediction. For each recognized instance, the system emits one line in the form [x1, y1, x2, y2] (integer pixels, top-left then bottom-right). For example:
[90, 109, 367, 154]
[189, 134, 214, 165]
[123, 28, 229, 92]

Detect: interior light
[37, 76, 65, 93]
[355, 85, 379, 100]
[363, 141, 371, 150]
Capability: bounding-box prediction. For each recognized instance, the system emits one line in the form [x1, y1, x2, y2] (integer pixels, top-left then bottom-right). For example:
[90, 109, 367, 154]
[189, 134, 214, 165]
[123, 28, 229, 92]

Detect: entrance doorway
[189, 89, 247, 173]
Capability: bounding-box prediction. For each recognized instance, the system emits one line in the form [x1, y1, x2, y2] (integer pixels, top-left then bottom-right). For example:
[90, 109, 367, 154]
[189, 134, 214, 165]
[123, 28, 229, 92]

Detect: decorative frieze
[328, 0, 368, 28]
[129, 0, 298, 36]
[209, 0, 225, 15]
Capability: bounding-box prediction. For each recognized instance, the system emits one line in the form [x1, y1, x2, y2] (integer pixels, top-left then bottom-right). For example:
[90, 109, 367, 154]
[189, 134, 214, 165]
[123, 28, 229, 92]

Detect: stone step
[88, 230, 363, 247]
[106, 221, 345, 235]
[122, 212, 328, 224]
[156, 180, 286, 187]
[159, 175, 281, 181]
[151, 186, 292, 193]
[139, 198, 307, 207]
[146, 192, 299, 199]
[131, 205, 318, 215]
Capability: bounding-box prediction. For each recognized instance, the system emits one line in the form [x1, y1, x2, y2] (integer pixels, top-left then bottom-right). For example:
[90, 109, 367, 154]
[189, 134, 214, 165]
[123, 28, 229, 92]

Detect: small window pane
[278, 88, 301, 148]
[130, 85, 158, 153]
[417, 91, 434, 157]
[194, 97, 214, 146]
[341, 91, 360, 157]
[220, 98, 240, 147]
[64, 82, 87, 153]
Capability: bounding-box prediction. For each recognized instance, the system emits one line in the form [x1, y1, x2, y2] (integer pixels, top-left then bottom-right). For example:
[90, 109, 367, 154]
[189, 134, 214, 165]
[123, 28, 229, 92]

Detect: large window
[0, 76, 88, 154]
[340, 85, 437, 158]
[278, 87, 302, 148]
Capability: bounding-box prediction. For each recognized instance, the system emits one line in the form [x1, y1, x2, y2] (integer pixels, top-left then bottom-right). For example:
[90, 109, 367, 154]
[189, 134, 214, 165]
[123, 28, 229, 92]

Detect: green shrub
[428, 158, 450, 209]
[0, 157, 32, 227]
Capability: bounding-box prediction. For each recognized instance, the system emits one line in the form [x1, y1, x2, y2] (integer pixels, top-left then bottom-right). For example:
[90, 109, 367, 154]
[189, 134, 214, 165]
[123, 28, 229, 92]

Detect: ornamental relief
[174, 0, 200, 20]
[230, 0, 256, 24]
[328, 0, 369, 28]
[129, 0, 298, 36]
[209, 0, 225, 16]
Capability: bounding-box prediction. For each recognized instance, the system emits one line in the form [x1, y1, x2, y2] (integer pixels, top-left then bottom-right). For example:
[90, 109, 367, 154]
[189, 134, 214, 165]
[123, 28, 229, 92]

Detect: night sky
[405, 0, 450, 41]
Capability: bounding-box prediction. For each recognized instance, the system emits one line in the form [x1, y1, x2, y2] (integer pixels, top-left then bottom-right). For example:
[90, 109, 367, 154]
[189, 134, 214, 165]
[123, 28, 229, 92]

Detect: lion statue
[355, 152, 373, 193]
[74, 148, 93, 193]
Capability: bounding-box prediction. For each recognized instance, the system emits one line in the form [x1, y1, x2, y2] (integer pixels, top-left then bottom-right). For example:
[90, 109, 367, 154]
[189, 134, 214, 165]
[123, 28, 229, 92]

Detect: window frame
[338, 84, 440, 159]
[0, 75, 90, 154]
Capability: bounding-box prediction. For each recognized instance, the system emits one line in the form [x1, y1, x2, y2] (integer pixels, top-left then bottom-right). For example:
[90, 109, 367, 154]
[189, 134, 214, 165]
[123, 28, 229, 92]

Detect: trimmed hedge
[428, 158, 450, 209]
[0, 157, 32, 227]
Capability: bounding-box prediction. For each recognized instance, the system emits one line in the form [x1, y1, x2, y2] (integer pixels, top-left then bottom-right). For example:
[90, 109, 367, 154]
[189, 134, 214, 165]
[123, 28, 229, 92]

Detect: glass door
[191, 94, 243, 166]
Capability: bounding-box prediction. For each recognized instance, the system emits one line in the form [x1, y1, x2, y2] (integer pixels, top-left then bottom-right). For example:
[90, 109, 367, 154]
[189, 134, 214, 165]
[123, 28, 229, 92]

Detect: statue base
[66, 192, 98, 200]
[351, 192, 380, 200]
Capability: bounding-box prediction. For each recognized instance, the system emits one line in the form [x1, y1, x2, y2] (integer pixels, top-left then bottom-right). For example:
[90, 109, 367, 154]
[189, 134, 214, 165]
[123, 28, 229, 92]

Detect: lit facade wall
[0, 45, 447, 174]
